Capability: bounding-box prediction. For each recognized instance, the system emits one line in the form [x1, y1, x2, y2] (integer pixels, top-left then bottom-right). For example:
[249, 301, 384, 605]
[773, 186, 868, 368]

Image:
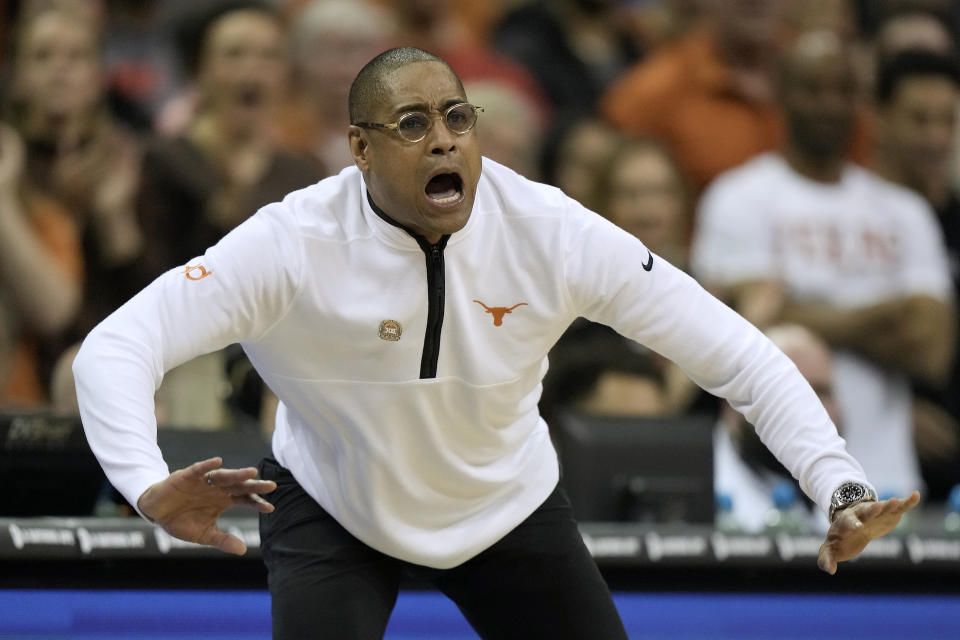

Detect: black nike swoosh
[641, 250, 653, 272]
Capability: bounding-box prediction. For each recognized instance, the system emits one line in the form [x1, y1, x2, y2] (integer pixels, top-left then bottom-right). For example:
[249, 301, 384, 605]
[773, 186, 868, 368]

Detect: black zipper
[367, 192, 449, 379]
[417, 236, 448, 378]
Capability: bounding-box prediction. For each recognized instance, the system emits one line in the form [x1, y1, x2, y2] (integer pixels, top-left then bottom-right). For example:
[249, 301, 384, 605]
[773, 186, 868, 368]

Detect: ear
[348, 126, 370, 172]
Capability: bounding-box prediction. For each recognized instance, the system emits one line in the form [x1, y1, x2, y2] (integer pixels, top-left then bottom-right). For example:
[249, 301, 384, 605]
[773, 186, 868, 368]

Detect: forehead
[614, 147, 675, 180]
[894, 75, 960, 103]
[208, 10, 282, 45]
[378, 61, 465, 115]
[787, 51, 853, 85]
[22, 11, 96, 47]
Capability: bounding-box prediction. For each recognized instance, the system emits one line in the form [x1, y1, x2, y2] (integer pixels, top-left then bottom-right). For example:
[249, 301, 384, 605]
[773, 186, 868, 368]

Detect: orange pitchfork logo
[473, 300, 527, 326]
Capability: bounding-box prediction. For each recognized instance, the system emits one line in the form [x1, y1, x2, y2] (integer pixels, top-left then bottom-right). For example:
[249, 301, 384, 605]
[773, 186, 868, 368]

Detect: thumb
[208, 528, 247, 556]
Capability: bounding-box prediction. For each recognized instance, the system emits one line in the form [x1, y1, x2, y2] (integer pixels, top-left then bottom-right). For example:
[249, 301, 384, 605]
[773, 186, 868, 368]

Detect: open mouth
[424, 172, 464, 205]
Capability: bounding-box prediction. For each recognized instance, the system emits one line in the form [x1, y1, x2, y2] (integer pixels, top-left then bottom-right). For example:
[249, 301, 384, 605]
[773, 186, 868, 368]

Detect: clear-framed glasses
[353, 103, 484, 143]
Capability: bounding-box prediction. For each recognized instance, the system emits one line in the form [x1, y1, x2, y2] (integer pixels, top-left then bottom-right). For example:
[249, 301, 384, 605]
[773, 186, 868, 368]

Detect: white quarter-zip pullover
[74, 158, 871, 568]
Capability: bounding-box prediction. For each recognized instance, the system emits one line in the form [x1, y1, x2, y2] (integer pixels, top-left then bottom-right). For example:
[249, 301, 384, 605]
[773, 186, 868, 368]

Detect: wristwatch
[829, 482, 877, 523]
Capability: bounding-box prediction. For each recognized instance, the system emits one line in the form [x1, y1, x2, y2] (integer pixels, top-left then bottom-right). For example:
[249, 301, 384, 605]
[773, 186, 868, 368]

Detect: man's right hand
[137, 457, 276, 555]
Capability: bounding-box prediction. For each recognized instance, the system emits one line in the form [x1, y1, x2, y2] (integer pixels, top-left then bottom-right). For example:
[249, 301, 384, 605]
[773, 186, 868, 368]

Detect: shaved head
[348, 46, 463, 124]
[780, 29, 847, 82]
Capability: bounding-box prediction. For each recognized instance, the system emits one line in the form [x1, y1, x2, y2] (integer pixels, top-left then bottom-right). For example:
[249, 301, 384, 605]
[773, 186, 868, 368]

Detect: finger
[234, 493, 275, 513]
[221, 466, 260, 480]
[206, 528, 247, 556]
[206, 467, 260, 486]
[817, 542, 837, 575]
[202, 466, 261, 490]
[882, 498, 904, 516]
[903, 491, 921, 511]
[187, 457, 224, 478]
[222, 479, 277, 497]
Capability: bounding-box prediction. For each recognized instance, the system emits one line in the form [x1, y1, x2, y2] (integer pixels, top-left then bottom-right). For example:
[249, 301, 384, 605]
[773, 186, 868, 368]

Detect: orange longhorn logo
[183, 264, 213, 280]
[473, 300, 527, 326]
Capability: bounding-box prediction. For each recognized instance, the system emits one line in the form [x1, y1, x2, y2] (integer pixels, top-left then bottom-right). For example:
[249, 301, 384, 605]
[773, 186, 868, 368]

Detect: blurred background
[1, 0, 960, 638]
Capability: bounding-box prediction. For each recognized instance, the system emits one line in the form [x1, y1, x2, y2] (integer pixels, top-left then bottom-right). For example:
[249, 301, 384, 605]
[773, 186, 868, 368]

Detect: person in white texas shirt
[692, 32, 955, 507]
[73, 46, 919, 640]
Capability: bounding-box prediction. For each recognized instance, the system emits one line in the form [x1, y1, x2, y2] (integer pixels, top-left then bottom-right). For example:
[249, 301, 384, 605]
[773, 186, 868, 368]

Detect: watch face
[837, 483, 866, 504]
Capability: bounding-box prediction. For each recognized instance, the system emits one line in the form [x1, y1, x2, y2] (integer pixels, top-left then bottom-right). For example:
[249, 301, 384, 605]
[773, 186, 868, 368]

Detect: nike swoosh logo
[641, 250, 653, 272]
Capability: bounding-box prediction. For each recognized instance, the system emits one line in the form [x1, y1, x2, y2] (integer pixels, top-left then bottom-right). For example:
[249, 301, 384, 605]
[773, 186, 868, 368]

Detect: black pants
[258, 458, 628, 640]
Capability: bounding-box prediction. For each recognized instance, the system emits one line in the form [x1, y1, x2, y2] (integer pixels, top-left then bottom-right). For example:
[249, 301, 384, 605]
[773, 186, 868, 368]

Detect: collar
[366, 191, 450, 252]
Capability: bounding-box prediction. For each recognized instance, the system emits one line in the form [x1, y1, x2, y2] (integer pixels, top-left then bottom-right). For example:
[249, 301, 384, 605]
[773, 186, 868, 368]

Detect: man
[74, 47, 917, 639]
[692, 32, 955, 503]
[873, 49, 960, 500]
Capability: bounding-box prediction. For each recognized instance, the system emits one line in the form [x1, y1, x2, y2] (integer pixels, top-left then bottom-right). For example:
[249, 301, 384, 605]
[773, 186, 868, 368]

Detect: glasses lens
[445, 104, 477, 133]
[397, 113, 430, 141]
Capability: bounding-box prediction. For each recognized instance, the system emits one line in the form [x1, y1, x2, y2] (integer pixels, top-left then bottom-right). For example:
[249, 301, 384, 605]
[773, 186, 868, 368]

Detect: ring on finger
[205, 473, 215, 487]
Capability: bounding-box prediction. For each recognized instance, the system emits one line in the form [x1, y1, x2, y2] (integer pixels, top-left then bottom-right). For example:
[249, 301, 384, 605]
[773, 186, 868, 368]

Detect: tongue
[426, 174, 459, 200]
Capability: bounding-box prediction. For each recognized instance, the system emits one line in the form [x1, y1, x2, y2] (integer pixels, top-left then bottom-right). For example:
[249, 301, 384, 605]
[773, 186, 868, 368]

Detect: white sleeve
[72, 204, 302, 517]
[689, 177, 776, 286]
[897, 196, 953, 301]
[563, 203, 871, 513]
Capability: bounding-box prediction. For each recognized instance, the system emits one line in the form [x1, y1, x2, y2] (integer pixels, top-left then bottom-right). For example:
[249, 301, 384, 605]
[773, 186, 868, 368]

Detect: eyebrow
[391, 98, 466, 117]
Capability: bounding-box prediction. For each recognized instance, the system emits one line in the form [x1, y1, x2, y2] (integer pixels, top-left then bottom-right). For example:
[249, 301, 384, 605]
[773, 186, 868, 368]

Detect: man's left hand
[817, 491, 921, 574]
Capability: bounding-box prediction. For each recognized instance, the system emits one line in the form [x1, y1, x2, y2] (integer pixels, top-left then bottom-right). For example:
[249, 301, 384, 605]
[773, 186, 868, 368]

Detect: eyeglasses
[353, 103, 484, 143]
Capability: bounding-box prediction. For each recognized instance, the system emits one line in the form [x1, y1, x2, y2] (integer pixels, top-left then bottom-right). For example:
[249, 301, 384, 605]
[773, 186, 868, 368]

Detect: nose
[428, 114, 457, 155]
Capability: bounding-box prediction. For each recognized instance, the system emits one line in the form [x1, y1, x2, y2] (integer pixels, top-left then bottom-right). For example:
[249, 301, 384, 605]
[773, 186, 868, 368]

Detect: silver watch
[829, 482, 877, 523]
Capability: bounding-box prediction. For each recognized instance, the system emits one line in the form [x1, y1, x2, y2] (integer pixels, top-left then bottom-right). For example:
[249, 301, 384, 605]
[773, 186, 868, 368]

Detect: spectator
[691, 30, 955, 498]
[0, 123, 82, 406]
[593, 136, 699, 414]
[540, 115, 623, 212]
[715, 323, 836, 533]
[540, 323, 669, 426]
[856, 4, 956, 105]
[138, 0, 320, 279]
[875, 50, 960, 229]
[101, 0, 183, 129]
[619, 0, 704, 52]
[387, 0, 550, 132]
[277, 0, 398, 173]
[4, 2, 144, 405]
[463, 78, 544, 180]
[873, 49, 960, 500]
[385, 0, 491, 52]
[492, 0, 640, 118]
[136, 0, 322, 428]
[595, 137, 692, 270]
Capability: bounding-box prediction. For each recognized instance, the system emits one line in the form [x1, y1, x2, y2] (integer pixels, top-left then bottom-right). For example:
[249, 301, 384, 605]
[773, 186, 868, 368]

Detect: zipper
[365, 191, 448, 379]
[418, 237, 448, 379]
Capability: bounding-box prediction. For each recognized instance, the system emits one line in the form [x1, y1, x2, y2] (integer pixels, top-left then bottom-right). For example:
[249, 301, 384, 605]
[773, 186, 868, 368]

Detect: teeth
[429, 192, 461, 204]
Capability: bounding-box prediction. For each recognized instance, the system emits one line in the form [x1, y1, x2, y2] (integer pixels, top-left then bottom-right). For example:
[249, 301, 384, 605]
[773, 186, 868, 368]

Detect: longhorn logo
[473, 300, 528, 326]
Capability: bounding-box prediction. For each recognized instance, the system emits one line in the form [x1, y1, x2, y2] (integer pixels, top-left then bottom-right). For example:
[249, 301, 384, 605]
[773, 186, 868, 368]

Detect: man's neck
[366, 191, 444, 246]
[782, 147, 844, 183]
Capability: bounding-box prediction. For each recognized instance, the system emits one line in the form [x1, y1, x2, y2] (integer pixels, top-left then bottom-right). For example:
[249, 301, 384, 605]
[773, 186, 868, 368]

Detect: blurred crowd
[1, 0, 959, 525]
